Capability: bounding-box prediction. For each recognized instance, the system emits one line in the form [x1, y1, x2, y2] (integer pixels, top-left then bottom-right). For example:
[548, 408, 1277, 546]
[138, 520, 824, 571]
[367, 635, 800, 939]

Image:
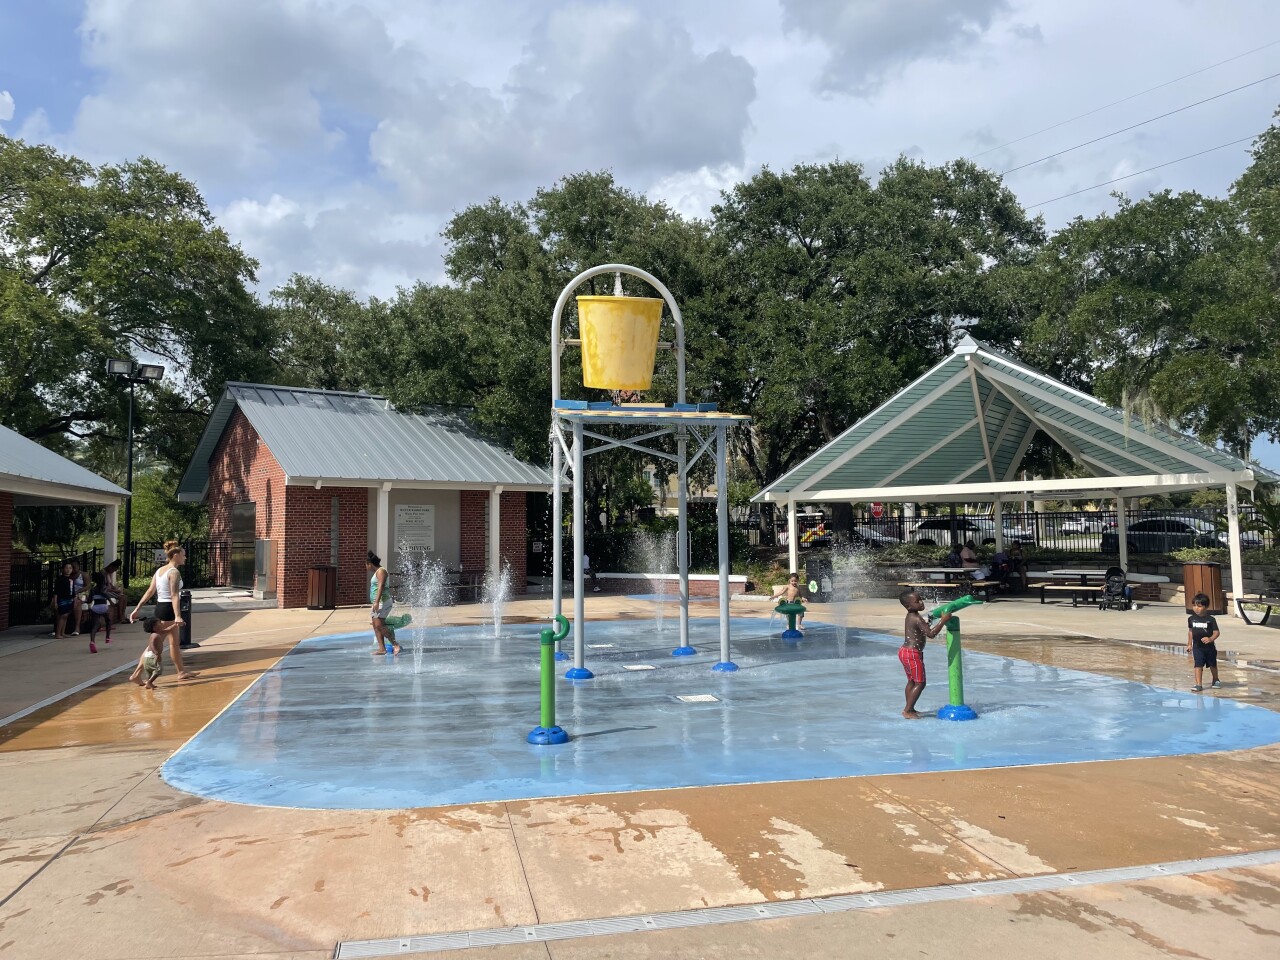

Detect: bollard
[528, 614, 572, 744]
[178, 589, 197, 648]
[928, 594, 981, 721]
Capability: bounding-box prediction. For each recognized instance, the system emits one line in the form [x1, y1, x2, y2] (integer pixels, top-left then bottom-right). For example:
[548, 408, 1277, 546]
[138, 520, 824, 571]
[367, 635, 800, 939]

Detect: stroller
[1098, 566, 1131, 611]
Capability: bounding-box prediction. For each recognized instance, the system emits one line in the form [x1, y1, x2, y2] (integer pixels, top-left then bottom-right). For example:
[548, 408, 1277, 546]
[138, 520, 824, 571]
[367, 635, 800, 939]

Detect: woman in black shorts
[130, 540, 198, 681]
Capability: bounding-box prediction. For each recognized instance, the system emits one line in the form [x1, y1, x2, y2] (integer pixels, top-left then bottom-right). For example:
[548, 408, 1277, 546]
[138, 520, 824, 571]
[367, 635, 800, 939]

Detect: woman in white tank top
[130, 540, 198, 682]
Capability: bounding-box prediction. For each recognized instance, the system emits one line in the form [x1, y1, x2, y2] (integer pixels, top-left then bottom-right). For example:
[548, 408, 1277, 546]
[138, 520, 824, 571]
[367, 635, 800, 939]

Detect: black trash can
[806, 556, 833, 603]
[178, 589, 196, 647]
[307, 564, 338, 610]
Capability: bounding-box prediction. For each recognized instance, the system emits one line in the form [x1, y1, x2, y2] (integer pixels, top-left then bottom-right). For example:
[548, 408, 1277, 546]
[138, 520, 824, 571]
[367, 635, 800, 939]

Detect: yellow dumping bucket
[577, 295, 663, 390]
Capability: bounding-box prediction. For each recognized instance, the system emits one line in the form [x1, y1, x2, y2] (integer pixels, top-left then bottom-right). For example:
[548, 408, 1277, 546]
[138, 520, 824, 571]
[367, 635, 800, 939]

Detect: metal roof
[756, 335, 1278, 503]
[178, 383, 552, 502]
[0, 424, 129, 504]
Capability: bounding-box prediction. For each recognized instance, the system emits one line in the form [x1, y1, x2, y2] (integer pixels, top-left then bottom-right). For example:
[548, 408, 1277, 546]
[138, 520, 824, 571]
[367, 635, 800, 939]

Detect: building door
[230, 503, 256, 588]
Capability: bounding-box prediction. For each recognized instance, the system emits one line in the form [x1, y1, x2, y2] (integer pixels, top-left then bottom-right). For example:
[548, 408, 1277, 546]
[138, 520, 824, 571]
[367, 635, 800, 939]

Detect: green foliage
[12, 505, 102, 555]
[0, 136, 274, 472]
[1243, 491, 1280, 540]
[1170, 546, 1229, 563]
[875, 543, 953, 564]
[127, 468, 209, 542]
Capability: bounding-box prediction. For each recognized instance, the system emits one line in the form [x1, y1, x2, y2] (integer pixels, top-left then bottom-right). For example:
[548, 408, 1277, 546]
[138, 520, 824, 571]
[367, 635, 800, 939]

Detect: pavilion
[754, 336, 1278, 615]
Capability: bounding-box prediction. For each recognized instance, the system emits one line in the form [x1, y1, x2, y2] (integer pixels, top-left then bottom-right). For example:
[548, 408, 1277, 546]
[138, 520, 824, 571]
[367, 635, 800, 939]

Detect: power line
[1027, 134, 1256, 207]
[971, 39, 1280, 159]
[1001, 70, 1280, 175]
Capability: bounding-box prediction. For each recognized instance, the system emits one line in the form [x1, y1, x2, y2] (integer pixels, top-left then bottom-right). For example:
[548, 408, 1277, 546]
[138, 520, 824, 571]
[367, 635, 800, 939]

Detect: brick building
[0, 424, 129, 631]
[178, 384, 550, 608]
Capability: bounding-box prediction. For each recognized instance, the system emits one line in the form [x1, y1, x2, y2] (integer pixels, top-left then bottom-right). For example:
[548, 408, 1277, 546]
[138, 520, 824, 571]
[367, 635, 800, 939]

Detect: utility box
[253, 538, 276, 601]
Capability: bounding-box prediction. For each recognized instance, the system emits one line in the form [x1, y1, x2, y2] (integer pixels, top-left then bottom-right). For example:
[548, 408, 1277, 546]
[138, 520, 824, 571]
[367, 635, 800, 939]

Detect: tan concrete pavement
[1, 593, 1278, 959]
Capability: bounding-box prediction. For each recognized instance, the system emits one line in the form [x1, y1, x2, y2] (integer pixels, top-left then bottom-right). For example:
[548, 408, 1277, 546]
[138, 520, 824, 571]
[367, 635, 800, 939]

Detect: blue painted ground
[161, 616, 1280, 810]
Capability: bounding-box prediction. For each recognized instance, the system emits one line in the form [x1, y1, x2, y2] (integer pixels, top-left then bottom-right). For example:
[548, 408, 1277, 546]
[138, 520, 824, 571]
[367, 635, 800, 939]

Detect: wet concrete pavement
[1, 594, 1278, 958]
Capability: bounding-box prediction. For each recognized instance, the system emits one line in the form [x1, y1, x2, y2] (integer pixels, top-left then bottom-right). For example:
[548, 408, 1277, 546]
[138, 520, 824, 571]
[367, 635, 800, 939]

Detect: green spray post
[528, 614, 572, 744]
[928, 594, 983, 721]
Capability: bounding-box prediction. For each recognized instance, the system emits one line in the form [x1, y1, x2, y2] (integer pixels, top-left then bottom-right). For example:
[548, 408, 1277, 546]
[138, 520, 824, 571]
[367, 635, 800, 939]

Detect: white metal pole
[787, 498, 799, 574]
[552, 423, 563, 622]
[572, 420, 588, 671]
[1116, 494, 1128, 574]
[715, 424, 734, 669]
[993, 497, 1004, 553]
[677, 427, 691, 651]
[1226, 483, 1244, 618]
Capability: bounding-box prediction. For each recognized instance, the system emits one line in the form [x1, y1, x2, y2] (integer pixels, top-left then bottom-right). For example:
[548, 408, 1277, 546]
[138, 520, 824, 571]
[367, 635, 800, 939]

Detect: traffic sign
[871, 502, 884, 519]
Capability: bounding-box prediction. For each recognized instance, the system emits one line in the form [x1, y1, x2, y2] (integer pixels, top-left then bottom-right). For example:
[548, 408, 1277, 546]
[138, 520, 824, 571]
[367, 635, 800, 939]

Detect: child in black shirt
[1186, 593, 1221, 691]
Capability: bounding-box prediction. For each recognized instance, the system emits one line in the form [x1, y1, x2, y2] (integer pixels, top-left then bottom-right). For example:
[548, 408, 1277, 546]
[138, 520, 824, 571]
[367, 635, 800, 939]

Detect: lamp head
[106, 358, 134, 377]
[137, 363, 165, 381]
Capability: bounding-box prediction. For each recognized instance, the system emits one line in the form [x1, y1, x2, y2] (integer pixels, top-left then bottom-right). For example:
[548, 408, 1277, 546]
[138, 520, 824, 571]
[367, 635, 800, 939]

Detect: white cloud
[0, 91, 14, 123]
[779, 0, 1015, 96]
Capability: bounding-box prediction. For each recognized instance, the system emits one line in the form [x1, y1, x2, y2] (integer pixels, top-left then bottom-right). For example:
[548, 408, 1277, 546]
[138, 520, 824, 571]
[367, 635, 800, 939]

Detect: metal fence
[755, 507, 1274, 554]
[8, 540, 229, 627]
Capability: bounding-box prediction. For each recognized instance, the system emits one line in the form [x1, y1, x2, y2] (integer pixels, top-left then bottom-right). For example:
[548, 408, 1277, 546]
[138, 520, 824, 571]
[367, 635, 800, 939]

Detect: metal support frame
[548, 263, 740, 677]
[1226, 483, 1244, 618]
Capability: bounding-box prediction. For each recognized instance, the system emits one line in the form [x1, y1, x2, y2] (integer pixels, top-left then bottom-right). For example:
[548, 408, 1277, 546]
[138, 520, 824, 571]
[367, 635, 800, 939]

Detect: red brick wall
[460, 490, 528, 594]
[0, 492, 12, 631]
[207, 409, 287, 593]
[280, 486, 369, 607]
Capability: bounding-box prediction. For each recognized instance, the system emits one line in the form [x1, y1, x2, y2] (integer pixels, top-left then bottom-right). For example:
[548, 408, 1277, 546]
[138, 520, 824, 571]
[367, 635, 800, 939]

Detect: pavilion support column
[376, 484, 391, 572]
[787, 498, 799, 574]
[103, 503, 119, 564]
[1115, 493, 1128, 574]
[1226, 483, 1244, 618]
[993, 498, 1004, 553]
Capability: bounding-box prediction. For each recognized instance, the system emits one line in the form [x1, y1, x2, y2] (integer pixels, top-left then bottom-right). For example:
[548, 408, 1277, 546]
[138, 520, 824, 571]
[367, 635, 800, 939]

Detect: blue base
[526, 725, 569, 745]
[937, 703, 979, 721]
[711, 661, 739, 672]
[554, 650, 570, 662]
[671, 645, 697, 657]
[564, 666, 594, 680]
[781, 629, 803, 640]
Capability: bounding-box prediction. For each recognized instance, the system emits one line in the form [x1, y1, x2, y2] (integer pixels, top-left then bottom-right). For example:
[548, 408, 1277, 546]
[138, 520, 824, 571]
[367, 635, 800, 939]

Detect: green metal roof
[756, 335, 1277, 503]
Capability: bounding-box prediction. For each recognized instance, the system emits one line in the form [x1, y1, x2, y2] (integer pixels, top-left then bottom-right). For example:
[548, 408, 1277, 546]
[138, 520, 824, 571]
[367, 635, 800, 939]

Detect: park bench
[1233, 594, 1280, 626]
[1031, 582, 1102, 607]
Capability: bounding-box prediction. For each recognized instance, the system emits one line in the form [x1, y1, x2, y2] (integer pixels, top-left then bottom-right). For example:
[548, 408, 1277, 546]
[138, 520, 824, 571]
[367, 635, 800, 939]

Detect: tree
[709, 158, 1043, 497]
[267, 274, 365, 391]
[1028, 187, 1280, 458]
[0, 137, 274, 468]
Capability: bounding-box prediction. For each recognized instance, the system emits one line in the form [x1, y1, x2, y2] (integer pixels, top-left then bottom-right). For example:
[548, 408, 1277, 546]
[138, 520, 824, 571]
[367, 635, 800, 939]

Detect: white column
[715, 425, 731, 667]
[1115, 493, 1128, 573]
[1226, 483, 1244, 618]
[787, 498, 799, 575]
[993, 498, 1004, 552]
[376, 484, 391, 571]
[489, 485, 503, 579]
[103, 503, 119, 564]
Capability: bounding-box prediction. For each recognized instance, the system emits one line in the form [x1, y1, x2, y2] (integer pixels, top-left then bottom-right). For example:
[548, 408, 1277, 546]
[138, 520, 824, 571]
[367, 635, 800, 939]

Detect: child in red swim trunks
[898, 590, 952, 719]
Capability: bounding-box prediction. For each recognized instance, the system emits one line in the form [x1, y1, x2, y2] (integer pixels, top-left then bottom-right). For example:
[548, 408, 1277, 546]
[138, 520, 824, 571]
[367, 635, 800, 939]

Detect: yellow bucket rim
[575, 295, 664, 305]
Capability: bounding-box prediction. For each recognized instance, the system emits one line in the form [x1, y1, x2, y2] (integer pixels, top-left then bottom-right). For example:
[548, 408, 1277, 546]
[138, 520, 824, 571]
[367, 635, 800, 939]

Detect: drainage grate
[334, 848, 1280, 958]
[623, 664, 656, 671]
[676, 694, 719, 703]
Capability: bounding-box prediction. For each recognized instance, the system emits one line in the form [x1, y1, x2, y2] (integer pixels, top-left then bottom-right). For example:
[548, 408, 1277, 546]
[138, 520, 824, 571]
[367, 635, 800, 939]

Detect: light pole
[107, 359, 165, 587]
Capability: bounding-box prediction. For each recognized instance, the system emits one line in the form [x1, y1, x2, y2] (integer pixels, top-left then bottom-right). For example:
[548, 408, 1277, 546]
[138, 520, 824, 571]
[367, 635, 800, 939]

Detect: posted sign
[871, 502, 884, 519]
[395, 504, 436, 553]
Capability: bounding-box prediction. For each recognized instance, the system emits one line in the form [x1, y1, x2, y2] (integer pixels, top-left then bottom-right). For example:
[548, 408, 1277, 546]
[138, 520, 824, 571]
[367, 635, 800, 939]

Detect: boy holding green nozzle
[898, 589, 952, 719]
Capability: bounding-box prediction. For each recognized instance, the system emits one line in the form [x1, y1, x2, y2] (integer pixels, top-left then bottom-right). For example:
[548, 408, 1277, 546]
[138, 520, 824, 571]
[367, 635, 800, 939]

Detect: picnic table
[900, 567, 997, 600]
[1030, 569, 1168, 606]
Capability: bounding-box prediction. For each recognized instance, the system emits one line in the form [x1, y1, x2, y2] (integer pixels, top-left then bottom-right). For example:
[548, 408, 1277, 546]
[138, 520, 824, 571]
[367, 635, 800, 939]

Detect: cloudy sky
[5, 0, 1280, 465]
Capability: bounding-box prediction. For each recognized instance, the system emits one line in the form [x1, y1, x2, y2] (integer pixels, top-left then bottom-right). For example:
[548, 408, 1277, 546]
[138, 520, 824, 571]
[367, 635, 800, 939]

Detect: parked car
[1101, 516, 1220, 554]
[847, 525, 901, 549]
[1220, 529, 1265, 550]
[1058, 515, 1107, 535]
[909, 517, 1036, 547]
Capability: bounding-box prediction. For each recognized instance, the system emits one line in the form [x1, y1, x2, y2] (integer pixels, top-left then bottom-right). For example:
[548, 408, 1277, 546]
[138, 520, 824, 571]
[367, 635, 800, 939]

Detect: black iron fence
[757, 507, 1275, 554]
[8, 540, 229, 627]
